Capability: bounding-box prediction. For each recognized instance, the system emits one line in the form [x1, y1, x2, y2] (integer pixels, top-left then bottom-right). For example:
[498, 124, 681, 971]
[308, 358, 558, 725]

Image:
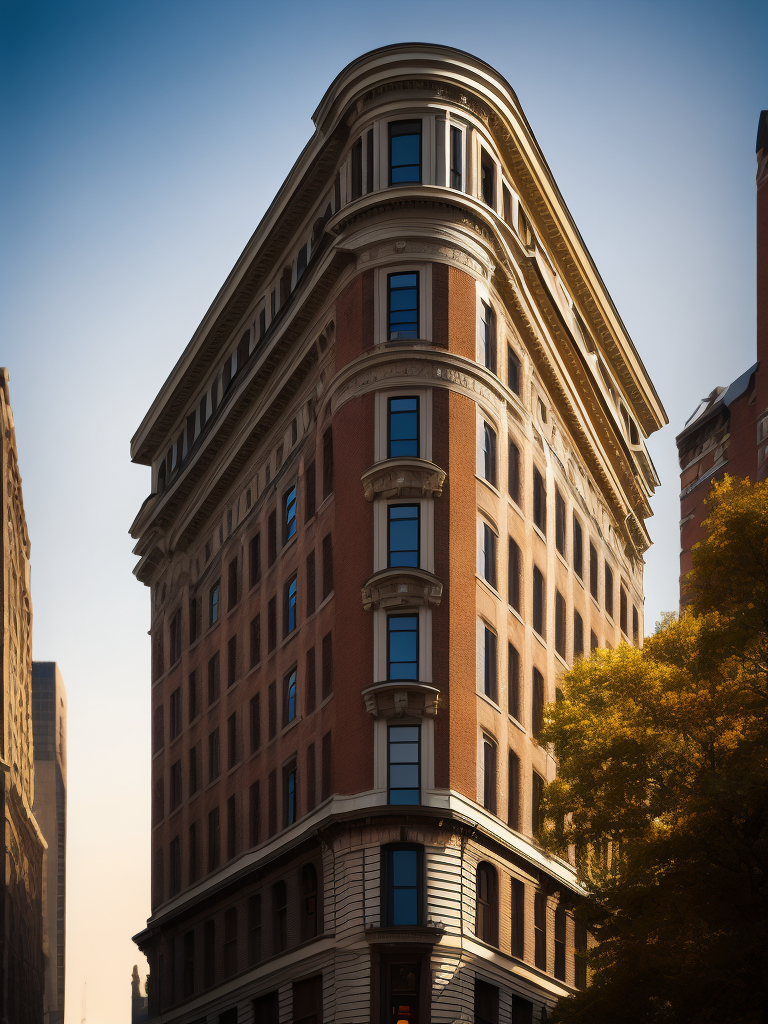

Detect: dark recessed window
[475, 979, 499, 1024]
[284, 485, 297, 544]
[508, 440, 520, 504]
[248, 894, 262, 966]
[284, 669, 297, 725]
[532, 771, 544, 834]
[575, 919, 588, 990]
[573, 515, 583, 579]
[555, 905, 567, 981]
[183, 930, 195, 997]
[351, 137, 363, 199]
[267, 509, 277, 566]
[480, 301, 496, 374]
[387, 272, 419, 340]
[223, 907, 237, 977]
[483, 736, 497, 814]
[450, 125, 462, 189]
[532, 565, 545, 637]
[305, 463, 316, 521]
[323, 426, 333, 498]
[208, 728, 220, 782]
[532, 669, 545, 739]
[508, 537, 521, 612]
[591, 629, 599, 653]
[503, 184, 513, 224]
[227, 712, 237, 769]
[555, 591, 566, 658]
[555, 490, 566, 556]
[388, 724, 420, 805]
[533, 467, 546, 534]
[249, 533, 261, 588]
[388, 504, 420, 567]
[574, 610, 584, 659]
[284, 760, 297, 827]
[482, 625, 497, 702]
[633, 605, 640, 645]
[508, 347, 520, 395]
[388, 396, 419, 457]
[209, 582, 220, 625]
[273, 880, 287, 953]
[605, 563, 614, 618]
[285, 576, 297, 635]
[475, 862, 498, 946]
[590, 542, 599, 600]
[508, 750, 521, 831]
[481, 422, 497, 486]
[387, 614, 418, 680]
[480, 522, 497, 590]
[620, 586, 628, 635]
[384, 844, 422, 925]
[389, 120, 421, 185]
[534, 890, 547, 970]
[481, 150, 495, 208]
[511, 877, 525, 957]
[508, 643, 521, 722]
[301, 863, 319, 939]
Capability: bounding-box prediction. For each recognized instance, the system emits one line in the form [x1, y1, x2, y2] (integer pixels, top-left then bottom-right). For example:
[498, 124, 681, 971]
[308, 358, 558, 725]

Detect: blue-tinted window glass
[389, 121, 421, 184]
[285, 486, 297, 542]
[388, 397, 419, 457]
[388, 505, 420, 568]
[387, 615, 418, 680]
[210, 584, 220, 625]
[388, 849, 419, 924]
[287, 768, 296, 824]
[287, 670, 296, 723]
[388, 725, 420, 804]
[388, 273, 419, 340]
[287, 578, 297, 634]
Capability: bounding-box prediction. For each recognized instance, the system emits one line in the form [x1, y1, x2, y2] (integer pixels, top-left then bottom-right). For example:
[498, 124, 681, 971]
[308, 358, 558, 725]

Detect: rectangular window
[248, 894, 262, 965]
[483, 736, 497, 814]
[321, 730, 332, 800]
[532, 669, 544, 739]
[508, 749, 521, 831]
[483, 625, 497, 702]
[555, 906, 567, 980]
[475, 980, 499, 1024]
[389, 119, 421, 184]
[511, 877, 525, 957]
[189, 745, 198, 796]
[575, 919, 588, 989]
[533, 467, 546, 534]
[169, 608, 181, 664]
[305, 646, 316, 714]
[480, 149, 495, 207]
[322, 631, 333, 698]
[305, 462, 316, 520]
[555, 591, 566, 658]
[306, 741, 316, 812]
[207, 806, 220, 872]
[555, 490, 566, 556]
[591, 629, 599, 653]
[267, 596, 277, 652]
[620, 585, 628, 635]
[532, 566, 545, 637]
[306, 550, 316, 616]
[189, 596, 198, 645]
[249, 780, 260, 847]
[273, 881, 288, 951]
[249, 614, 261, 668]
[450, 125, 462, 189]
[388, 724, 420, 804]
[284, 485, 297, 544]
[283, 669, 297, 725]
[284, 760, 297, 827]
[323, 426, 333, 498]
[508, 537, 521, 611]
[633, 605, 640, 645]
[227, 634, 237, 687]
[508, 440, 520, 503]
[208, 728, 220, 782]
[228, 557, 238, 609]
[480, 421, 497, 486]
[153, 705, 164, 754]
[170, 761, 182, 810]
[267, 509, 277, 566]
[480, 301, 496, 374]
[222, 907, 237, 978]
[169, 687, 181, 740]
[268, 681, 277, 739]
[532, 771, 544, 834]
[188, 670, 198, 723]
[574, 610, 584, 658]
[384, 844, 422, 925]
[209, 581, 220, 625]
[188, 822, 198, 884]
[322, 533, 334, 598]
[388, 396, 419, 457]
[207, 653, 220, 705]
[387, 271, 419, 340]
[249, 533, 261, 587]
[366, 127, 374, 192]
[573, 515, 583, 578]
[388, 504, 420, 567]
[259, 308, 266, 337]
[351, 136, 363, 199]
[226, 795, 236, 860]
[534, 891, 547, 970]
[605, 563, 614, 617]
[480, 522, 497, 589]
[508, 346, 520, 395]
[249, 694, 260, 753]
[227, 712, 237, 769]
[169, 836, 181, 896]
[508, 643, 521, 721]
[387, 614, 418, 680]
[590, 542, 598, 599]
[284, 575, 297, 635]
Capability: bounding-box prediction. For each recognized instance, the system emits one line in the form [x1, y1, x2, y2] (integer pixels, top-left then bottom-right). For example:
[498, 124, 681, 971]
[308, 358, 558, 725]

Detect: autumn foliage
[541, 477, 768, 1024]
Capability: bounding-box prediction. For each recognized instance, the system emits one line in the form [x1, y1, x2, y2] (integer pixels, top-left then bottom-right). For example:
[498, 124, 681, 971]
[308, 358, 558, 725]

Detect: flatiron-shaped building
[130, 44, 665, 1024]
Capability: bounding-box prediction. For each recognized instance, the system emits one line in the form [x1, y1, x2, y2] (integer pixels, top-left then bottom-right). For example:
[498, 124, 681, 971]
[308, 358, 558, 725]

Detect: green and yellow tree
[541, 477, 768, 1024]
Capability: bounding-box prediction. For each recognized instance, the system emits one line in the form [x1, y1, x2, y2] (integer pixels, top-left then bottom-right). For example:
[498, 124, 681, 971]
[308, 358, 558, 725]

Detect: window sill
[476, 574, 502, 602]
[280, 628, 298, 652]
[532, 523, 547, 544]
[508, 496, 525, 521]
[509, 714, 526, 734]
[475, 474, 501, 498]
[508, 605, 524, 627]
[555, 550, 569, 572]
[477, 691, 502, 714]
[554, 652, 569, 671]
[589, 593, 601, 612]
[205, 776, 221, 793]
[280, 716, 300, 739]
[573, 572, 585, 591]
[281, 532, 298, 558]
[365, 925, 444, 944]
[532, 629, 547, 650]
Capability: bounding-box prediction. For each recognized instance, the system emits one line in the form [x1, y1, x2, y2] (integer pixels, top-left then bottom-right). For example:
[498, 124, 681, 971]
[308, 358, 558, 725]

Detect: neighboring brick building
[0, 368, 45, 1023]
[677, 110, 768, 593]
[130, 45, 665, 1023]
[32, 661, 67, 1024]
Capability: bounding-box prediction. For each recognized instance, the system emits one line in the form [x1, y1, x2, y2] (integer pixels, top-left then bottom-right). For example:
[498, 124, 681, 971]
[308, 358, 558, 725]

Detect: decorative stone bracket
[361, 567, 443, 611]
[361, 458, 446, 501]
[361, 681, 440, 718]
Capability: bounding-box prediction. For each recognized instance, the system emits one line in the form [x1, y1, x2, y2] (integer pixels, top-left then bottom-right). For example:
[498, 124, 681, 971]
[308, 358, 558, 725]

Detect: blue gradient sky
[1, 1, 765, 1019]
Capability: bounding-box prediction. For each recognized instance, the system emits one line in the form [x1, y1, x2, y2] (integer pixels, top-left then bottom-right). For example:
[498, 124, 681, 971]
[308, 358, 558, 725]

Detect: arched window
[475, 862, 498, 946]
[301, 862, 319, 940]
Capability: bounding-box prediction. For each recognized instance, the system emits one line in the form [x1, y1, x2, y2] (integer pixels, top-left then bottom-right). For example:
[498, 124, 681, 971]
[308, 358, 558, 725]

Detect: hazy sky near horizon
[1, 1, 765, 1019]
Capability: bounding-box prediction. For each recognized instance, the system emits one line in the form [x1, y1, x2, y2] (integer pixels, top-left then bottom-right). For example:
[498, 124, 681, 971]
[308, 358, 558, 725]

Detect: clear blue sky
[1, 1, 765, 1019]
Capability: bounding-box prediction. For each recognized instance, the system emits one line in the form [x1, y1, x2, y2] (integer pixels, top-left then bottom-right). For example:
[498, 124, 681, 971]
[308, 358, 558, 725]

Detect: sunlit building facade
[130, 45, 665, 1023]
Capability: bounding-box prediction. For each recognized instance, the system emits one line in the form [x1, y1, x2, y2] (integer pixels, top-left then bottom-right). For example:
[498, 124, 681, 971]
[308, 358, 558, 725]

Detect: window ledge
[554, 652, 569, 671]
[508, 605, 525, 627]
[509, 715, 526, 734]
[477, 691, 502, 714]
[555, 550, 569, 571]
[362, 567, 442, 611]
[475, 474, 501, 498]
[362, 681, 440, 719]
[532, 523, 547, 544]
[508, 496, 525, 521]
[362, 457, 446, 501]
[532, 630, 547, 650]
[364, 925, 444, 944]
[475, 574, 501, 602]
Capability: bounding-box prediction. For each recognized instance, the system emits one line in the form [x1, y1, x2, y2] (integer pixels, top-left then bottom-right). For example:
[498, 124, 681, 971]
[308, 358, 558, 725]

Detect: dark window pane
[388, 725, 420, 805]
[387, 272, 419, 340]
[389, 120, 421, 184]
[388, 504, 420, 567]
[450, 125, 462, 188]
[388, 396, 419, 457]
[387, 615, 418, 680]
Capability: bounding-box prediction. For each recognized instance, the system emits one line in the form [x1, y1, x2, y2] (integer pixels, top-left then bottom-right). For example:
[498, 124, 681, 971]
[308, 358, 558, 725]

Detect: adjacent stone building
[32, 661, 67, 1024]
[130, 45, 665, 1023]
[1, 367, 45, 1023]
[677, 109, 768, 590]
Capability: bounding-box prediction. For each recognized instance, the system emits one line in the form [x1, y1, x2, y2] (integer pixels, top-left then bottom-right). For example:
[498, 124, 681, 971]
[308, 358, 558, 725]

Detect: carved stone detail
[361, 681, 440, 719]
[361, 567, 443, 611]
[361, 458, 446, 502]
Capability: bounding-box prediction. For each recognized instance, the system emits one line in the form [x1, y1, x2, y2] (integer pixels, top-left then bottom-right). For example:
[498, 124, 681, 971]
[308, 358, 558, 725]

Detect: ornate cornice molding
[361, 458, 446, 502]
[361, 567, 443, 612]
[361, 681, 440, 718]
